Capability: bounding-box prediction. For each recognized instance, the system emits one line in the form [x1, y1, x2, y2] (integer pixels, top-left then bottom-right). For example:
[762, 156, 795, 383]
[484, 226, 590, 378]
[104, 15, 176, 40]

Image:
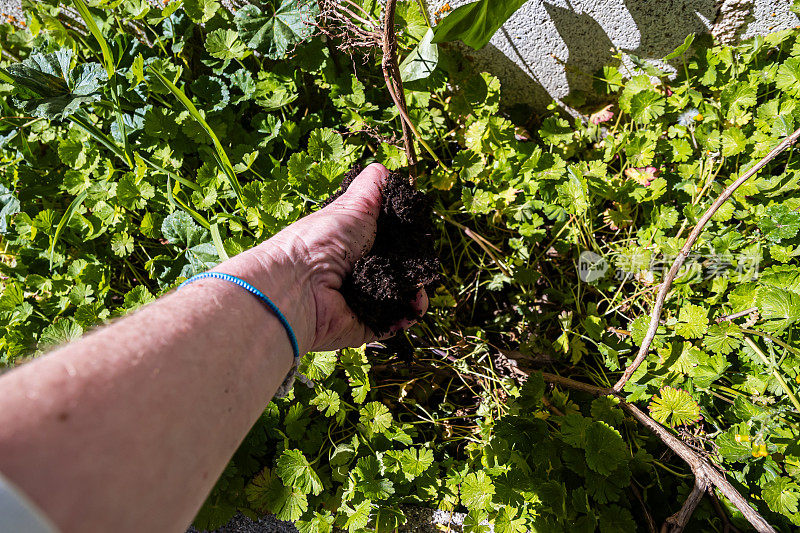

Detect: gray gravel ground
[187, 514, 298, 533]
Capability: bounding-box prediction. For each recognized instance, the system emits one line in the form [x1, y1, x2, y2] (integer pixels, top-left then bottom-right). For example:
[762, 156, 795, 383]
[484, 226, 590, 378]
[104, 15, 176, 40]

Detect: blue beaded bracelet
[178, 272, 300, 362]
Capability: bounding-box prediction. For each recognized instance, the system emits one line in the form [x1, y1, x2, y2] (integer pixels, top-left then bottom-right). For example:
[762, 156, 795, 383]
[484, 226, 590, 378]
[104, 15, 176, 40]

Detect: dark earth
[326, 167, 440, 335]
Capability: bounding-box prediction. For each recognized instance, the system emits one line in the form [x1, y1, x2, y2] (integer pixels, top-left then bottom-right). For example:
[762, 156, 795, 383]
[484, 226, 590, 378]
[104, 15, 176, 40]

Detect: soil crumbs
[327, 168, 440, 335]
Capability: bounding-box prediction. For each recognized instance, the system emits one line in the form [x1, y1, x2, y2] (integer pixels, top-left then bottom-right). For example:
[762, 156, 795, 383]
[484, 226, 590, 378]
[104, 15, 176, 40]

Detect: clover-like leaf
[675, 303, 709, 339]
[461, 471, 495, 510]
[359, 401, 393, 437]
[629, 90, 664, 124]
[183, 0, 219, 23]
[777, 57, 800, 98]
[762, 477, 800, 517]
[354, 455, 395, 499]
[161, 211, 209, 248]
[648, 386, 702, 427]
[246, 467, 308, 521]
[584, 421, 627, 475]
[235, 0, 318, 60]
[6, 48, 107, 120]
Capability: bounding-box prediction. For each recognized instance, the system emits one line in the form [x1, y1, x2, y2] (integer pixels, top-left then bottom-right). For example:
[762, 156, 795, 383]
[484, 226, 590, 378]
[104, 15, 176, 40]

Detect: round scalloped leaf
[234, 0, 318, 60]
[648, 386, 702, 427]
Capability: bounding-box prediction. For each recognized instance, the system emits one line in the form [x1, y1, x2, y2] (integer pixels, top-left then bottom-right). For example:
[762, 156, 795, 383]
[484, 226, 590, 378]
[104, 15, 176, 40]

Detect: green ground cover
[2, 0, 800, 531]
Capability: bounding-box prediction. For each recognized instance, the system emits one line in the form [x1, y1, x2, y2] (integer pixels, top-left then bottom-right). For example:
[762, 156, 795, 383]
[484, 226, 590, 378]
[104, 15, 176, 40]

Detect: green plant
[2, 0, 800, 531]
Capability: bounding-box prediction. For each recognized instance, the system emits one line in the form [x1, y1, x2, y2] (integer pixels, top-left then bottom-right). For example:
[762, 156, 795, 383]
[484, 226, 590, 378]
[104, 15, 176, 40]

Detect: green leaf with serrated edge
[5, 48, 107, 120]
[675, 303, 708, 339]
[296, 512, 334, 533]
[354, 455, 395, 499]
[461, 471, 495, 510]
[300, 350, 336, 381]
[275, 449, 323, 496]
[343, 500, 372, 532]
[703, 322, 742, 355]
[648, 387, 701, 427]
[777, 57, 800, 97]
[205, 28, 249, 61]
[759, 204, 800, 243]
[184, 0, 219, 23]
[246, 468, 307, 521]
[235, 0, 318, 60]
[359, 401, 393, 437]
[584, 421, 627, 475]
[39, 319, 83, 348]
[309, 389, 339, 417]
[763, 477, 799, 516]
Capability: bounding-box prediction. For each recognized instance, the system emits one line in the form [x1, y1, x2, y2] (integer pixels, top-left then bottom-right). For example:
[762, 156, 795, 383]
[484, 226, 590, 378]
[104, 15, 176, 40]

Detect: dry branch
[541, 372, 776, 532]
[661, 476, 709, 533]
[715, 307, 759, 323]
[613, 126, 800, 393]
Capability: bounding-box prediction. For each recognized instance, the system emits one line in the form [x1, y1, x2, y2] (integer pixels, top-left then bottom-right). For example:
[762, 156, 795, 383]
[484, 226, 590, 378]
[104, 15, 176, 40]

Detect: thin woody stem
[541, 372, 776, 532]
[715, 307, 758, 322]
[613, 126, 800, 393]
[381, 0, 417, 183]
[661, 477, 709, 533]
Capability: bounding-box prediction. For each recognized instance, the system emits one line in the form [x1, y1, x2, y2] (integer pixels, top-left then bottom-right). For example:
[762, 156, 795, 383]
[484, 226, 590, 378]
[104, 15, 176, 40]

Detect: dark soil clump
[327, 167, 440, 335]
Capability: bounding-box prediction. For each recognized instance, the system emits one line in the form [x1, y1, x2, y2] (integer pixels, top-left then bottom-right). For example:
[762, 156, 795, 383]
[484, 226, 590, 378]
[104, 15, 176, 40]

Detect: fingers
[336, 163, 389, 216]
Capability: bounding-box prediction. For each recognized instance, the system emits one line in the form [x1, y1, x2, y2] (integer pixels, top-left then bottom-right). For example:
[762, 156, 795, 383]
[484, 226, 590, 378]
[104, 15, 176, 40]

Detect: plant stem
[743, 336, 800, 413]
[381, 0, 417, 182]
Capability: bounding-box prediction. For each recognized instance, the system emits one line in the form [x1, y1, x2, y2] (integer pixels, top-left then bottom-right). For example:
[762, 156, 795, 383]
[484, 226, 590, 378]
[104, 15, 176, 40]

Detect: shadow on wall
[449, 0, 720, 108]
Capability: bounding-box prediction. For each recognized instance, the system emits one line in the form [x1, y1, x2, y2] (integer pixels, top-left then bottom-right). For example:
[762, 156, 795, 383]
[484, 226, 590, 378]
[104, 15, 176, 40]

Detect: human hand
[221, 163, 428, 354]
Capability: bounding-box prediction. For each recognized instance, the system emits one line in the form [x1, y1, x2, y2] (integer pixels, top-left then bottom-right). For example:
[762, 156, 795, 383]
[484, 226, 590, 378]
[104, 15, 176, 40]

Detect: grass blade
[72, 0, 114, 77]
[149, 67, 245, 204]
[72, 0, 133, 166]
[210, 223, 229, 261]
[48, 190, 88, 270]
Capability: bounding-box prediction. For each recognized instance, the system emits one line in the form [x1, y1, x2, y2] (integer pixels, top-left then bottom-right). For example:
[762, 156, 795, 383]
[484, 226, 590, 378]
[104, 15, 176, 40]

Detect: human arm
[0, 163, 426, 533]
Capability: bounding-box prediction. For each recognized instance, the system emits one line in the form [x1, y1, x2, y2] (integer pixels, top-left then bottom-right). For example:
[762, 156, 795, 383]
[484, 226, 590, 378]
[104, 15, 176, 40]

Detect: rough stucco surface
[425, 0, 800, 107]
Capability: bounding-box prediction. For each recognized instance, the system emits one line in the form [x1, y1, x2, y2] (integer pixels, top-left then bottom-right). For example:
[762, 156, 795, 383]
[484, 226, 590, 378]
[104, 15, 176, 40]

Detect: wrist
[210, 241, 316, 356]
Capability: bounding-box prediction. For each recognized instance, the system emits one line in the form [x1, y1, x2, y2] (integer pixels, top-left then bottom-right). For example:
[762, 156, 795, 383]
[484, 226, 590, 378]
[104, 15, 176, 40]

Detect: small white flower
[677, 108, 700, 127]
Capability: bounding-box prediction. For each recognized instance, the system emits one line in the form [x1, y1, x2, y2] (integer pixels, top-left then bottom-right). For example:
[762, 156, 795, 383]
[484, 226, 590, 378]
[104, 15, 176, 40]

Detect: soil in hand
[327, 167, 440, 335]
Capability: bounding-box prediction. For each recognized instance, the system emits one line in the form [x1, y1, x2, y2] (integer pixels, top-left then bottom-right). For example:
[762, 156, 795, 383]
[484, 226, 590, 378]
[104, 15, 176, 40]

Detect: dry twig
[613, 126, 800, 392]
[541, 372, 776, 532]
[661, 477, 709, 533]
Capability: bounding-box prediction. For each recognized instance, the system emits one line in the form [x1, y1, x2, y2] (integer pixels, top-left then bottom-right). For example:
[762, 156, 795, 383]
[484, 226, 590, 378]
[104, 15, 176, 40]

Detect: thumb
[335, 163, 389, 216]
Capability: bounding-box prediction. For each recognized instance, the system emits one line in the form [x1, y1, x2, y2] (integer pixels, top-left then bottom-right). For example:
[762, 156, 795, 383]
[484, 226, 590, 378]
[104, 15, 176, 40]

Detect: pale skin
[0, 164, 427, 533]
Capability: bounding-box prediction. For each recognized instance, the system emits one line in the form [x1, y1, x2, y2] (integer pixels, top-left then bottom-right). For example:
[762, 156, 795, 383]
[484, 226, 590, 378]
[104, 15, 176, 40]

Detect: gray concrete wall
[424, 0, 800, 107]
